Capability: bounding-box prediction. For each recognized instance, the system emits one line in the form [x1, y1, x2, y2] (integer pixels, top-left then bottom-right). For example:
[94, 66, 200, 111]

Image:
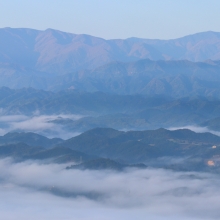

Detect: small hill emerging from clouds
[1, 128, 220, 172]
[59, 127, 220, 164]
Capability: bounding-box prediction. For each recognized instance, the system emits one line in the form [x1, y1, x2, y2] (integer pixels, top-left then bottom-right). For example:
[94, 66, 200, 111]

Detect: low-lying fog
[168, 125, 220, 137]
[0, 113, 219, 141]
[0, 158, 220, 220]
[0, 114, 219, 219]
[0, 114, 84, 139]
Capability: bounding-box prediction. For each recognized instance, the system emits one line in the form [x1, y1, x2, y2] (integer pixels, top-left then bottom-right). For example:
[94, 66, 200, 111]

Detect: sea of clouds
[0, 158, 220, 220]
[0, 114, 219, 219]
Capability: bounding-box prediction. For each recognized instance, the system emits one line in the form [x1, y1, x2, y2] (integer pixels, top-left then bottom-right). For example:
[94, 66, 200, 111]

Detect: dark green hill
[67, 158, 125, 171]
[26, 146, 95, 163]
[0, 132, 63, 148]
[0, 143, 42, 158]
[0, 143, 94, 163]
[1, 128, 220, 172]
[66, 158, 147, 171]
[59, 128, 220, 163]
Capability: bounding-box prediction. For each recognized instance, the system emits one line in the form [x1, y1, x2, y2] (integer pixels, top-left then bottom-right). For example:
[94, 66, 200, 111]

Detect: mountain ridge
[0, 128, 220, 172]
[1, 58, 220, 98]
[1, 27, 220, 75]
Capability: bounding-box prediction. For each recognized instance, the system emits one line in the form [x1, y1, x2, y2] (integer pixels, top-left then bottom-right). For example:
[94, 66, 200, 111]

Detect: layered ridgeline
[1, 59, 220, 98]
[1, 28, 220, 98]
[1, 128, 220, 172]
[1, 28, 220, 173]
[1, 28, 220, 74]
[1, 87, 220, 132]
[52, 59, 220, 98]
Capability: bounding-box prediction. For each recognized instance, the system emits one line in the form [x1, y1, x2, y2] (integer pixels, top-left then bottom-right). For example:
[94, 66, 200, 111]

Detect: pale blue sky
[0, 0, 219, 39]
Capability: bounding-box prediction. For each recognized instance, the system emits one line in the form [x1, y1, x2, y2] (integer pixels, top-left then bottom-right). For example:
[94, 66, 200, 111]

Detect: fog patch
[0, 158, 219, 219]
[168, 125, 220, 137]
[0, 114, 29, 122]
[0, 114, 84, 139]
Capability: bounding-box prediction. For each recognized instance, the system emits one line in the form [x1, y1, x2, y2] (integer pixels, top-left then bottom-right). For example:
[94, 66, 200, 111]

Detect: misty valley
[1, 28, 220, 219]
[1, 92, 220, 220]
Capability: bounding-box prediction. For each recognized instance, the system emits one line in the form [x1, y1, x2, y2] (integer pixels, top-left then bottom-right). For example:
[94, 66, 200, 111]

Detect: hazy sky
[0, 0, 220, 39]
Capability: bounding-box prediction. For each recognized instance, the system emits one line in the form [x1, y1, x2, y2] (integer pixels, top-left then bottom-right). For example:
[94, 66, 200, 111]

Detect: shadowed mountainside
[0, 132, 63, 148]
[59, 127, 220, 164]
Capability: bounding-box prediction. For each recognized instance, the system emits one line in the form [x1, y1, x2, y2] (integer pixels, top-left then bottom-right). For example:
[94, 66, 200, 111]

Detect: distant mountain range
[1, 28, 220, 97]
[1, 59, 220, 98]
[1, 28, 220, 74]
[52, 59, 220, 98]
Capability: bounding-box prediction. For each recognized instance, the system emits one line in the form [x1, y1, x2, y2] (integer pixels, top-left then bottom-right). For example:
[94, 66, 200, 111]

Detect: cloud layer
[0, 158, 220, 220]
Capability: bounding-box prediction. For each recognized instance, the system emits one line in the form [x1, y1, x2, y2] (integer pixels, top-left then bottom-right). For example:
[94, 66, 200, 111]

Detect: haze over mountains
[2, 59, 220, 98]
[1, 28, 220, 95]
[1, 27, 220, 101]
[52, 59, 220, 97]
[2, 27, 220, 220]
[1, 28, 220, 165]
[1, 28, 220, 73]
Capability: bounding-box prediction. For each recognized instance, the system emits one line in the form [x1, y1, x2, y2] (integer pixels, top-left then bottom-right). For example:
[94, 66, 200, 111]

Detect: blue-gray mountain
[1, 28, 220, 97]
[1, 28, 220, 74]
[52, 59, 220, 98]
[1, 58, 220, 98]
